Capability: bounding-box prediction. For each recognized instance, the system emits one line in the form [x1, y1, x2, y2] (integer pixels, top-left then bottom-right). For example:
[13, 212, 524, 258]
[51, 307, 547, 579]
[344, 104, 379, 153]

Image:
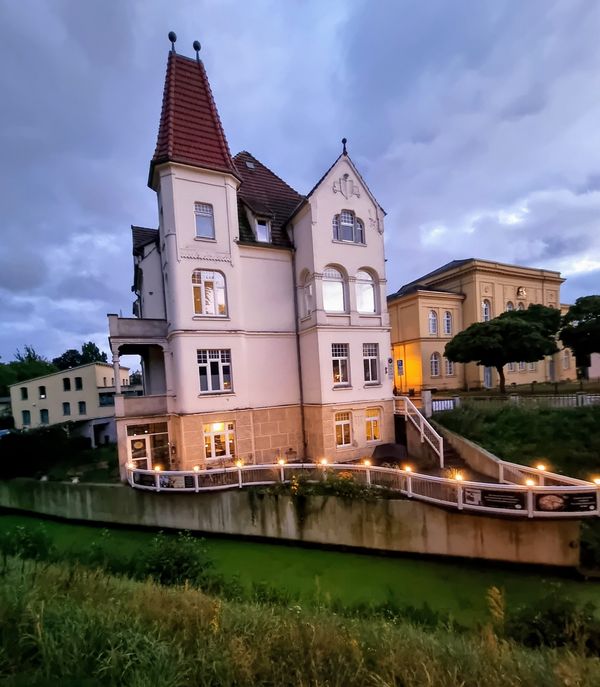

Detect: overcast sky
[1, 0, 599, 361]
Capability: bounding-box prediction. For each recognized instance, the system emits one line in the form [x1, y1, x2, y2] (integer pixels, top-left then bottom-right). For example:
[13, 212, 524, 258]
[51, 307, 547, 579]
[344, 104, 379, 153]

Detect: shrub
[137, 531, 214, 586]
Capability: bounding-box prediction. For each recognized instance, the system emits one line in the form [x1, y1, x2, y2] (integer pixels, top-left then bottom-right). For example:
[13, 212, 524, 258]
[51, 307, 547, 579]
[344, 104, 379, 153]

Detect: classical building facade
[9, 363, 132, 445]
[108, 41, 394, 476]
[388, 258, 575, 392]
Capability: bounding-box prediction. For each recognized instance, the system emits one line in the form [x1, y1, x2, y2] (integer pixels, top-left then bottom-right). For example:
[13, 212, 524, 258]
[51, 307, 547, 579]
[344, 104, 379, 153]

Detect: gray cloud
[0, 0, 598, 360]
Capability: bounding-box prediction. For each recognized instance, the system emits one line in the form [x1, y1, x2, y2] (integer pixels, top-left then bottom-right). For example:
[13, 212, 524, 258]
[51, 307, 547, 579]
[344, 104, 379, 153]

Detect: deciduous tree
[560, 295, 600, 370]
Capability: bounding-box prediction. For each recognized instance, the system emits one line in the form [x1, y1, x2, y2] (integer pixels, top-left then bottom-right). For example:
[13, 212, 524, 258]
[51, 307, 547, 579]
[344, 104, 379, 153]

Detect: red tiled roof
[233, 151, 304, 246]
[149, 51, 239, 185]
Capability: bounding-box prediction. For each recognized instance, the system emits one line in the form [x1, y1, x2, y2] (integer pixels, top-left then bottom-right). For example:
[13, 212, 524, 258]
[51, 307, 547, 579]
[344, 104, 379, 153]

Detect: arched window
[506, 301, 514, 311]
[300, 270, 313, 318]
[428, 310, 438, 335]
[517, 302, 525, 311]
[332, 211, 365, 244]
[443, 311, 452, 335]
[192, 270, 227, 316]
[444, 357, 454, 376]
[482, 299, 491, 321]
[323, 266, 346, 312]
[430, 352, 441, 377]
[356, 270, 376, 313]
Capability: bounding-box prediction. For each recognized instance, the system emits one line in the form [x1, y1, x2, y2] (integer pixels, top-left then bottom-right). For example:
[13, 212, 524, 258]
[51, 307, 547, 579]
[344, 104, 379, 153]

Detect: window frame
[38, 385, 46, 399]
[365, 408, 381, 443]
[75, 376, 83, 391]
[335, 412, 352, 447]
[322, 267, 346, 313]
[443, 311, 452, 335]
[78, 401, 87, 415]
[255, 218, 271, 243]
[518, 361, 526, 371]
[331, 343, 350, 386]
[20, 387, 28, 400]
[444, 357, 454, 376]
[507, 362, 516, 372]
[428, 310, 438, 335]
[356, 270, 377, 314]
[194, 202, 216, 240]
[197, 349, 233, 394]
[430, 352, 441, 377]
[562, 349, 570, 370]
[40, 409, 49, 425]
[362, 343, 379, 384]
[192, 269, 227, 317]
[63, 378, 71, 392]
[482, 299, 491, 322]
[22, 409, 31, 426]
[62, 402, 71, 416]
[506, 301, 514, 312]
[332, 210, 365, 244]
[203, 421, 236, 462]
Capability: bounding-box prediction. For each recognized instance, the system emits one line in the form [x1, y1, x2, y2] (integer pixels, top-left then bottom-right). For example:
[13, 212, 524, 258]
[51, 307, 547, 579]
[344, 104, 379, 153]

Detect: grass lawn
[1, 511, 598, 625]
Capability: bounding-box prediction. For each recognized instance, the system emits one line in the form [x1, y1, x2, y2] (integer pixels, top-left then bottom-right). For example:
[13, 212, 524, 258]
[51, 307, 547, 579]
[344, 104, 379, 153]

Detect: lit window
[22, 410, 31, 426]
[332, 210, 365, 244]
[335, 412, 352, 447]
[204, 421, 236, 461]
[365, 408, 380, 442]
[444, 357, 454, 376]
[194, 203, 215, 239]
[506, 301, 514, 311]
[562, 349, 570, 370]
[482, 300, 491, 322]
[363, 343, 379, 384]
[40, 409, 49, 425]
[430, 352, 441, 377]
[63, 378, 71, 392]
[323, 267, 346, 313]
[192, 270, 227, 316]
[63, 402, 71, 416]
[20, 387, 28, 400]
[78, 401, 87, 415]
[428, 310, 438, 335]
[356, 270, 376, 314]
[443, 311, 452, 335]
[332, 343, 350, 386]
[197, 349, 232, 393]
[507, 362, 516, 372]
[38, 385, 46, 399]
[255, 219, 271, 243]
[75, 377, 83, 390]
[127, 422, 169, 470]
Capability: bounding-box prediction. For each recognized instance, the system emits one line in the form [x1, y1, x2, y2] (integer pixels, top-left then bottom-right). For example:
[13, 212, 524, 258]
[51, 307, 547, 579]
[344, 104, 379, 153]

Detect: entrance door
[483, 366, 493, 389]
[128, 436, 151, 470]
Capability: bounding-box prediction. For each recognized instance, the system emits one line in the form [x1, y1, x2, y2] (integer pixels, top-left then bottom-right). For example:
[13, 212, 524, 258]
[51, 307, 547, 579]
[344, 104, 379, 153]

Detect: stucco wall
[0, 480, 580, 567]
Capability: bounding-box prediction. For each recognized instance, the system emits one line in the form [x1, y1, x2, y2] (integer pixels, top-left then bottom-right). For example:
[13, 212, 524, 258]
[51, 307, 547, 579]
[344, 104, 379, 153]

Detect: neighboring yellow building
[388, 259, 575, 393]
[9, 363, 133, 446]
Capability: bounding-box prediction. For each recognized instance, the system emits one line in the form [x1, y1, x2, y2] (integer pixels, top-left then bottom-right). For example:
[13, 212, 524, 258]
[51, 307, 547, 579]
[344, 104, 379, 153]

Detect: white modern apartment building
[108, 38, 394, 476]
[9, 363, 132, 446]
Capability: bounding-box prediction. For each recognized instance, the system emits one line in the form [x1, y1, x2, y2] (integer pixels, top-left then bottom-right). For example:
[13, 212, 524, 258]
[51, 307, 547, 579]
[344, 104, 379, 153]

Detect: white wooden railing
[126, 462, 600, 519]
[394, 396, 444, 467]
[431, 394, 600, 412]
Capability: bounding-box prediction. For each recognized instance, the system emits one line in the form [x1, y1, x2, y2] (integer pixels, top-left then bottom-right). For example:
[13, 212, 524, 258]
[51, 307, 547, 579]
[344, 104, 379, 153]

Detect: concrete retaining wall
[0, 479, 580, 567]
[432, 422, 504, 480]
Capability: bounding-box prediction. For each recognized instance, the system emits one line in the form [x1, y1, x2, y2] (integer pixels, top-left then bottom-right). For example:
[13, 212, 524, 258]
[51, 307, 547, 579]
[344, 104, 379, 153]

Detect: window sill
[192, 315, 230, 321]
[331, 240, 367, 247]
[194, 237, 217, 243]
[363, 383, 381, 388]
[198, 391, 235, 397]
[324, 311, 349, 316]
[332, 385, 352, 390]
[335, 444, 354, 450]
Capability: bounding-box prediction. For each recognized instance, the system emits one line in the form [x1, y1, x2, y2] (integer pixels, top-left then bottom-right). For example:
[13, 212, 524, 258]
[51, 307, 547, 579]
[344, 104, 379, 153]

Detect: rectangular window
[22, 410, 31, 426]
[363, 343, 379, 384]
[103, 377, 107, 386]
[78, 401, 87, 415]
[255, 219, 271, 243]
[528, 362, 537, 372]
[195, 202, 215, 239]
[38, 385, 46, 399]
[518, 361, 526, 371]
[75, 376, 83, 390]
[99, 392, 115, 406]
[197, 350, 232, 393]
[20, 387, 28, 400]
[63, 402, 71, 416]
[331, 343, 349, 386]
[340, 210, 355, 241]
[40, 409, 49, 425]
[204, 421, 236, 461]
[63, 378, 71, 392]
[507, 362, 516, 372]
[335, 412, 352, 447]
[365, 408, 380, 442]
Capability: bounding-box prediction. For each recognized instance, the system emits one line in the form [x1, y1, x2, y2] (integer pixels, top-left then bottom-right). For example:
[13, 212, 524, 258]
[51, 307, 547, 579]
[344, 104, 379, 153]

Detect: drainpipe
[290, 225, 308, 460]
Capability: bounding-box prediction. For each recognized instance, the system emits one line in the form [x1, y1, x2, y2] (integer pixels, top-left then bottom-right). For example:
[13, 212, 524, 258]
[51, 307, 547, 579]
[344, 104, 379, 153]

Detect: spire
[148, 35, 239, 187]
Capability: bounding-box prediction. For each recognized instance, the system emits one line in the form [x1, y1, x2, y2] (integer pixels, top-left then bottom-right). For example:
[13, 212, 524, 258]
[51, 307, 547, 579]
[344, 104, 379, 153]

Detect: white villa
[108, 38, 395, 478]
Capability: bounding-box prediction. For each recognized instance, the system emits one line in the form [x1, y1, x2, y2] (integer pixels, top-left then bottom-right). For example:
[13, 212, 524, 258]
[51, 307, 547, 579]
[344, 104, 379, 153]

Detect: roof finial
[168, 31, 177, 52]
[193, 40, 201, 61]
[342, 137, 347, 155]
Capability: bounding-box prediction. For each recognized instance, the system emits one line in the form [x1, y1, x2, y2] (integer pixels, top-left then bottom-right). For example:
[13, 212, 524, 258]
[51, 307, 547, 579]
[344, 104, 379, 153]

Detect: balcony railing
[115, 394, 168, 418]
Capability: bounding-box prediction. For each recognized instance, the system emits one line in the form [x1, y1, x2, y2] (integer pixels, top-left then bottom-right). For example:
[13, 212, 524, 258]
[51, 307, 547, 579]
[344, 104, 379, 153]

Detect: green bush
[137, 531, 214, 586]
[0, 525, 54, 571]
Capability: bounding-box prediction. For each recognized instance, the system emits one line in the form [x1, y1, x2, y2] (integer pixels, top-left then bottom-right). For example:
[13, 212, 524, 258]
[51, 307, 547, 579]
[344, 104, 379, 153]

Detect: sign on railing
[126, 462, 600, 520]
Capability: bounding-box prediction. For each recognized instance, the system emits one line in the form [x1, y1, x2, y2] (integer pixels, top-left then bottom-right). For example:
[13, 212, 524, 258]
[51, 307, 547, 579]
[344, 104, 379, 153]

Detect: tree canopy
[560, 295, 600, 369]
[0, 347, 57, 396]
[52, 341, 108, 370]
[444, 305, 561, 393]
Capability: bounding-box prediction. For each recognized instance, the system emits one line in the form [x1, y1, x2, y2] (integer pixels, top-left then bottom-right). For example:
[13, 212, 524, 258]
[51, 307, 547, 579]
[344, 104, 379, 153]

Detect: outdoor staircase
[442, 439, 467, 471]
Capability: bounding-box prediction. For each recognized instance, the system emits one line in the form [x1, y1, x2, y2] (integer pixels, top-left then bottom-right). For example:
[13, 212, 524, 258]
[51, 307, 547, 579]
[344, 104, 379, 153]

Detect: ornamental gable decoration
[333, 173, 360, 200]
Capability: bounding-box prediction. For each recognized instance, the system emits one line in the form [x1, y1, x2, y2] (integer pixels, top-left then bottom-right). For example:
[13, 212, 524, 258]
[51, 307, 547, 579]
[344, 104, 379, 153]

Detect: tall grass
[1, 559, 599, 686]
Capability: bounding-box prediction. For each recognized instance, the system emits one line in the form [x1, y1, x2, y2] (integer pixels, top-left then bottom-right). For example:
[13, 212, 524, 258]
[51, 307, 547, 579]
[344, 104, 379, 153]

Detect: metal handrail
[395, 396, 445, 468]
[126, 462, 600, 519]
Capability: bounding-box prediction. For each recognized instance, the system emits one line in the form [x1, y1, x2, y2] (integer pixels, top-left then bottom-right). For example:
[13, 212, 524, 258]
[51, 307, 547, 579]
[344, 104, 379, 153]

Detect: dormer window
[255, 218, 271, 243]
[332, 210, 365, 244]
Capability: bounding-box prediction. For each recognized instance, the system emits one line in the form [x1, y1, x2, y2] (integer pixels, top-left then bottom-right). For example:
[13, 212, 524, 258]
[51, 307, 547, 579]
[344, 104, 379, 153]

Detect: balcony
[108, 314, 167, 341]
[115, 394, 168, 418]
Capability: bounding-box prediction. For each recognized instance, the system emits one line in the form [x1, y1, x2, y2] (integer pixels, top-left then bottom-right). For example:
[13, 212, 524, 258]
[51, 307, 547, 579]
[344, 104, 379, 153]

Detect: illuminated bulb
[404, 465, 412, 473]
[154, 465, 162, 472]
[193, 465, 200, 472]
[454, 473, 464, 481]
[536, 464, 546, 471]
[363, 459, 371, 467]
[525, 478, 535, 486]
[320, 458, 328, 466]
[126, 462, 134, 470]
[593, 478, 600, 486]
[235, 460, 243, 468]
[278, 459, 285, 466]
